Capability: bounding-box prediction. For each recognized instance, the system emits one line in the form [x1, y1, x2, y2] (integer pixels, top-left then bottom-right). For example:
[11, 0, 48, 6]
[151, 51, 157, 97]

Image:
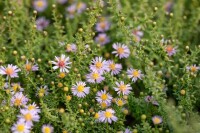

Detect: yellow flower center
[13, 84, 20, 92]
[99, 36, 106, 42]
[119, 85, 126, 91]
[5, 68, 14, 75]
[117, 47, 124, 54]
[14, 98, 22, 106]
[24, 113, 32, 121]
[153, 117, 161, 124]
[166, 45, 173, 53]
[92, 73, 99, 79]
[25, 64, 32, 71]
[109, 63, 116, 70]
[95, 62, 103, 69]
[191, 66, 197, 72]
[94, 113, 99, 119]
[77, 3, 83, 9]
[59, 72, 66, 78]
[105, 111, 112, 118]
[132, 70, 139, 77]
[39, 88, 45, 94]
[66, 45, 72, 51]
[101, 94, 108, 100]
[36, 1, 44, 7]
[28, 105, 35, 110]
[77, 85, 84, 92]
[101, 102, 107, 108]
[44, 127, 51, 133]
[17, 124, 25, 132]
[100, 22, 106, 29]
[117, 100, 124, 106]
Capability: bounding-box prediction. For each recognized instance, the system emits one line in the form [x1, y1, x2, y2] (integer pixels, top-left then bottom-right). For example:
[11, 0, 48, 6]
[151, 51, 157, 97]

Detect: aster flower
[51, 54, 71, 73]
[33, 0, 48, 12]
[124, 128, 132, 133]
[76, 2, 86, 14]
[165, 45, 177, 56]
[25, 103, 41, 114]
[99, 108, 118, 124]
[42, 124, 54, 133]
[100, 101, 111, 109]
[152, 115, 163, 125]
[95, 33, 110, 46]
[164, 1, 174, 13]
[36, 17, 49, 31]
[57, 0, 67, 4]
[37, 85, 49, 97]
[11, 83, 24, 94]
[0, 64, 21, 78]
[96, 90, 112, 104]
[114, 81, 132, 95]
[71, 81, 90, 98]
[95, 18, 110, 32]
[94, 112, 101, 121]
[115, 98, 126, 107]
[86, 70, 105, 83]
[112, 43, 130, 59]
[18, 109, 40, 126]
[127, 68, 144, 82]
[66, 4, 76, 19]
[11, 119, 31, 133]
[107, 60, 122, 75]
[24, 60, 39, 73]
[90, 57, 109, 73]
[186, 64, 199, 73]
[11, 92, 29, 107]
[66, 43, 77, 52]
[132, 26, 143, 42]
[144, 96, 159, 106]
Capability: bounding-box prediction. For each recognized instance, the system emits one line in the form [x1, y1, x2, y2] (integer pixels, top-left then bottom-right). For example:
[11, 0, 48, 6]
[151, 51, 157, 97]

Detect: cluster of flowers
[34, 0, 87, 31]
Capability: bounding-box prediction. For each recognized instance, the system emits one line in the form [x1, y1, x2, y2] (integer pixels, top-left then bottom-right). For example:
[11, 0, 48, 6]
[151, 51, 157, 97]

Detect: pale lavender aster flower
[95, 18, 110, 32]
[0, 64, 21, 79]
[36, 17, 49, 31]
[11, 83, 24, 94]
[107, 60, 122, 75]
[152, 115, 163, 125]
[114, 81, 132, 95]
[66, 43, 77, 52]
[76, 2, 86, 14]
[57, 0, 67, 4]
[115, 98, 126, 107]
[100, 101, 111, 109]
[86, 70, 105, 83]
[42, 124, 54, 133]
[132, 26, 143, 42]
[112, 43, 130, 59]
[18, 109, 40, 126]
[51, 54, 71, 73]
[71, 81, 90, 98]
[165, 45, 177, 56]
[90, 57, 109, 73]
[37, 85, 49, 97]
[11, 92, 29, 107]
[186, 64, 200, 73]
[66, 4, 76, 19]
[96, 90, 112, 104]
[95, 33, 110, 46]
[164, 1, 174, 13]
[124, 128, 132, 133]
[25, 60, 39, 73]
[25, 103, 41, 114]
[33, 0, 48, 12]
[11, 119, 31, 133]
[127, 68, 144, 82]
[99, 108, 118, 124]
